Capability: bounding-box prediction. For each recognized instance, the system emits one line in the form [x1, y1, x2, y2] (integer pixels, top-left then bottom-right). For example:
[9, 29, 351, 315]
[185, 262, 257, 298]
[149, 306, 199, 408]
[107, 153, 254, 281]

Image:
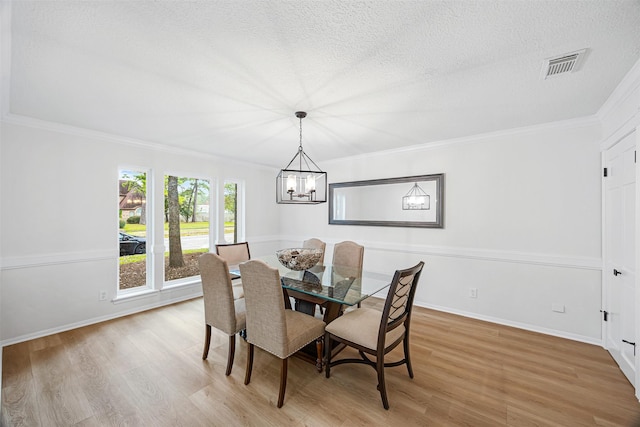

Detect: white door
[603, 130, 636, 385]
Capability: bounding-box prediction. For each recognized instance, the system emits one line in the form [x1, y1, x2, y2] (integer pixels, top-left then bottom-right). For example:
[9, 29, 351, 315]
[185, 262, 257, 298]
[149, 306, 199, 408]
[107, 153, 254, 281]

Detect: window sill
[113, 288, 159, 304]
[113, 280, 202, 304]
[163, 277, 201, 290]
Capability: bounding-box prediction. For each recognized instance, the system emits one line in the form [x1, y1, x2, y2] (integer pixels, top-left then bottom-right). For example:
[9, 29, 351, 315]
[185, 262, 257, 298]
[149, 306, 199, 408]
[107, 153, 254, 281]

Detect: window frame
[114, 170, 245, 300]
[222, 179, 245, 244]
[162, 172, 215, 288]
[117, 166, 153, 297]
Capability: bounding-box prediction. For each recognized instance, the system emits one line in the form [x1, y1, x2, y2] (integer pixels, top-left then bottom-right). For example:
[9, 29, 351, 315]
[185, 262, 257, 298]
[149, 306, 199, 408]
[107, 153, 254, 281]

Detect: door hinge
[603, 167, 608, 177]
[600, 309, 608, 321]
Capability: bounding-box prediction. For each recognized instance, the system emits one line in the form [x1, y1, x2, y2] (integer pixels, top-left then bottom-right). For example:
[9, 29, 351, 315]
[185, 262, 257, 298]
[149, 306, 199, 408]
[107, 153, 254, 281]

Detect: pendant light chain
[276, 110, 327, 204]
[299, 114, 303, 171]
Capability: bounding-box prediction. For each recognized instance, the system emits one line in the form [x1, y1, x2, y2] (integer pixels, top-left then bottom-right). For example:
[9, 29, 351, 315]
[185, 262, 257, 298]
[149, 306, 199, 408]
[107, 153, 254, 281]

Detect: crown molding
[1, 113, 275, 172]
[599, 110, 640, 151]
[323, 115, 601, 166]
[597, 56, 640, 121]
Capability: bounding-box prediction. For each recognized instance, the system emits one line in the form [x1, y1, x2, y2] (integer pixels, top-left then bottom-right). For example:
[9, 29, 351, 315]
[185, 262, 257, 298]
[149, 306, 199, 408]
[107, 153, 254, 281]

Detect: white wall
[279, 119, 603, 343]
[0, 120, 280, 344]
[1, 101, 630, 347]
[0, 115, 607, 346]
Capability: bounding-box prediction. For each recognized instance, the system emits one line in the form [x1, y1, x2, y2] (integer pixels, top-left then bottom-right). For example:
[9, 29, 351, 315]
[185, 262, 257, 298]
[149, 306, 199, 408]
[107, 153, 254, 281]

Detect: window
[223, 180, 244, 243]
[224, 181, 238, 243]
[118, 169, 148, 291]
[164, 175, 211, 284]
[116, 171, 238, 295]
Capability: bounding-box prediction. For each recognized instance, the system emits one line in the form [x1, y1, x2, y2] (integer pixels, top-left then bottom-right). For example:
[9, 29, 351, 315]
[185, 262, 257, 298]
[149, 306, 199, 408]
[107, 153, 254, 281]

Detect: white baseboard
[0, 289, 203, 347]
[420, 300, 601, 346]
[365, 295, 601, 346]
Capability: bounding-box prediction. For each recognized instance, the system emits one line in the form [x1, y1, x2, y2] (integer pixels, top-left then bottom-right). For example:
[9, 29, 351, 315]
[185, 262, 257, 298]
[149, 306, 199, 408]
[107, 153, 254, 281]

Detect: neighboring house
[194, 204, 209, 223]
[119, 180, 145, 221]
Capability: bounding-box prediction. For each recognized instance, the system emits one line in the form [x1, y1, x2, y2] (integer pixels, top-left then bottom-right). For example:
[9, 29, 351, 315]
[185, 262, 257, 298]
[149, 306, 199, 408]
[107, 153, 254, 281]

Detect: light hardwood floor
[2, 297, 640, 426]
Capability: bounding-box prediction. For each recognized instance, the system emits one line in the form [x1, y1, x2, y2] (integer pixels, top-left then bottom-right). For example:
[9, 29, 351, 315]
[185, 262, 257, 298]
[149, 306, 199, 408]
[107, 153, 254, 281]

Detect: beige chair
[198, 253, 247, 376]
[239, 259, 326, 408]
[324, 261, 424, 410]
[215, 242, 251, 267]
[303, 238, 327, 315]
[333, 240, 364, 307]
[216, 242, 251, 299]
[303, 238, 326, 264]
[332, 240, 364, 276]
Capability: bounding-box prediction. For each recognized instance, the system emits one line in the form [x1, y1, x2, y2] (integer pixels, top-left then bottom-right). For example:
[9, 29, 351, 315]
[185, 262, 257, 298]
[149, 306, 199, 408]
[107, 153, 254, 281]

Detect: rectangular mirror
[329, 174, 444, 228]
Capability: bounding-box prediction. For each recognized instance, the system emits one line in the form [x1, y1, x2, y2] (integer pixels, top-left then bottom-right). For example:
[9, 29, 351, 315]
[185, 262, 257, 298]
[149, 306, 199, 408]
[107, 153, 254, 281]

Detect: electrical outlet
[99, 290, 108, 301]
[469, 288, 478, 298]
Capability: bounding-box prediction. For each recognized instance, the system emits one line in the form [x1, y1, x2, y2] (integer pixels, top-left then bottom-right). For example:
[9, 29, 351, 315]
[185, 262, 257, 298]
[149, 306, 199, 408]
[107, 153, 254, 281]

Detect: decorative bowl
[276, 248, 323, 271]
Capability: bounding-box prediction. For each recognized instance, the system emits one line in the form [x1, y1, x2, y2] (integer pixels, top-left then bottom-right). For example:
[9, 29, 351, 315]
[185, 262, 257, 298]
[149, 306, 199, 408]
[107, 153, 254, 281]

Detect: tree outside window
[164, 175, 211, 283]
[224, 182, 238, 243]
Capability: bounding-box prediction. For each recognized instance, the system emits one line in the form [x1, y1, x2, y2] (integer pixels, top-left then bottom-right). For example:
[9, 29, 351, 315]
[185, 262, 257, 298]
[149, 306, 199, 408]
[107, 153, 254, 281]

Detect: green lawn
[122, 222, 235, 237]
[119, 248, 208, 265]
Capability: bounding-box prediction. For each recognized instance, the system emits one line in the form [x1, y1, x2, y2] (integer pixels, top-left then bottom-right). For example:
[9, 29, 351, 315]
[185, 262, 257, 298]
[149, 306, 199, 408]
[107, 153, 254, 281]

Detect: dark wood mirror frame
[329, 173, 444, 228]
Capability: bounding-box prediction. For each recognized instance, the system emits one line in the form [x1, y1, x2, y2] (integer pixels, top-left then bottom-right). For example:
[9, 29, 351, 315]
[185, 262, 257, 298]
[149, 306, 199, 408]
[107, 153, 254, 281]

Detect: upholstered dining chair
[198, 253, 247, 376]
[333, 240, 365, 307]
[302, 238, 328, 315]
[215, 242, 251, 267]
[332, 240, 364, 276]
[324, 261, 424, 410]
[239, 259, 326, 408]
[215, 242, 251, 299]
[303, 238, 326, 264]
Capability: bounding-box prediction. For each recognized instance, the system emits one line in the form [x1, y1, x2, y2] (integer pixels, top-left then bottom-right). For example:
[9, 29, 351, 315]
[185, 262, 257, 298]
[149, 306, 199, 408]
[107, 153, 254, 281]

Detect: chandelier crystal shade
[402, 182, 430, 210]
[276, 112, 327, 204]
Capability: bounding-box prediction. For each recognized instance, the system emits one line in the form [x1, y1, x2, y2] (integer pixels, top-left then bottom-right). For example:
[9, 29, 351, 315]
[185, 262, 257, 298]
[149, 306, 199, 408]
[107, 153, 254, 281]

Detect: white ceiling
[4, 0, 640, 167]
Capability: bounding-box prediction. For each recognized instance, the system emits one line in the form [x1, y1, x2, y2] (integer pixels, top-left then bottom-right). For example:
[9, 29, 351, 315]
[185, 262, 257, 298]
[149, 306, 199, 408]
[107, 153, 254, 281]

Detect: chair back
[303, 238, 326, 264]
[216, 242, 251, 267]
[199, 253, 239, 335]
[332, 241, 364, 277]
[378, 261, 424, 345]
[239, 260, 288, 356]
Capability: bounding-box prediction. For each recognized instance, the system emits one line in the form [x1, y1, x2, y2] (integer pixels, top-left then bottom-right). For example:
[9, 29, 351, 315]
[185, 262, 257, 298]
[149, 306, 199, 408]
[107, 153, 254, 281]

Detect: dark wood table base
[284, 289, 347, 372]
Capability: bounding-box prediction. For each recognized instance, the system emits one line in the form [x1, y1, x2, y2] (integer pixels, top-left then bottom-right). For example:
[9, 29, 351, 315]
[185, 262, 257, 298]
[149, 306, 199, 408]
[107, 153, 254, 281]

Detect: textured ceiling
[5, 0, 640, 167]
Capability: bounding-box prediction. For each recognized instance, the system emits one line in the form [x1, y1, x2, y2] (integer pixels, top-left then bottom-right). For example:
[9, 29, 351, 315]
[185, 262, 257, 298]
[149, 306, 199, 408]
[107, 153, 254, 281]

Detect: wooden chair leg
[403, 335, 414, 378]
[377, 354, 389, 410]
[202, 324, 211, 360]
[315, 337, 323, 372]
[324, 332, 332, 378]
[277, 358, 288, 408]
[244, 343, 254, 385]
[225, 334, 236, 376]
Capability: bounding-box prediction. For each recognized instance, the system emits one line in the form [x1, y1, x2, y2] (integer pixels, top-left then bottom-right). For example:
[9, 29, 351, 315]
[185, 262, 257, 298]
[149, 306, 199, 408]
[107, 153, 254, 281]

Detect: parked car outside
[119, 232, 146, 256]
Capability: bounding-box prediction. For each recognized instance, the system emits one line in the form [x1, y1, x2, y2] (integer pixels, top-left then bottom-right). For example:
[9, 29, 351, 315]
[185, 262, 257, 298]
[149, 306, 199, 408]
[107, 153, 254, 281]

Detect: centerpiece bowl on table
[276, 248, 323, 271]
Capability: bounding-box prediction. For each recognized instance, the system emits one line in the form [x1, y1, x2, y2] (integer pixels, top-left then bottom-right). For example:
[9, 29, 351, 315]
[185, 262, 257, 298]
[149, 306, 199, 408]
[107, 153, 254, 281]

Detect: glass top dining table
[230, 254, 393, 307]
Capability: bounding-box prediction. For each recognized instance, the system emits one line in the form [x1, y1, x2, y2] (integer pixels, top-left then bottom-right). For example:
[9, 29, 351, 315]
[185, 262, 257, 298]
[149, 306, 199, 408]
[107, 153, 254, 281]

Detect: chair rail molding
[277, 236, 601, 271]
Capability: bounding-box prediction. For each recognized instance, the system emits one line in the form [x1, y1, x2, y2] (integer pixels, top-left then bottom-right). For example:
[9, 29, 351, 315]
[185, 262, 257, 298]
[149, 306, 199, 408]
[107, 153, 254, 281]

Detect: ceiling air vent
[541, 49, 586, 79]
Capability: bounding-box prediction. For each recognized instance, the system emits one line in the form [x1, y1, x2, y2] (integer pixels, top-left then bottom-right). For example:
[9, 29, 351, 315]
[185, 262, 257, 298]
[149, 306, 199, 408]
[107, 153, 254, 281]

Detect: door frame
[601, 114, 640, 398]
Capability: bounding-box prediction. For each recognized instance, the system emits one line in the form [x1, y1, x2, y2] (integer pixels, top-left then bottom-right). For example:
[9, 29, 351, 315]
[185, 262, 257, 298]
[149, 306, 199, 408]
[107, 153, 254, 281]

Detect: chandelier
[402, 182, 430, 210]
[276, 111, 327, 204]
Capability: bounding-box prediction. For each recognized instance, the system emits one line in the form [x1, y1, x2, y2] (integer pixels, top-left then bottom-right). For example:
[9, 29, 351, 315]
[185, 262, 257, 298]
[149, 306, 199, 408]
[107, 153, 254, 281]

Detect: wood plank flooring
[3, 297, 640, 426]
